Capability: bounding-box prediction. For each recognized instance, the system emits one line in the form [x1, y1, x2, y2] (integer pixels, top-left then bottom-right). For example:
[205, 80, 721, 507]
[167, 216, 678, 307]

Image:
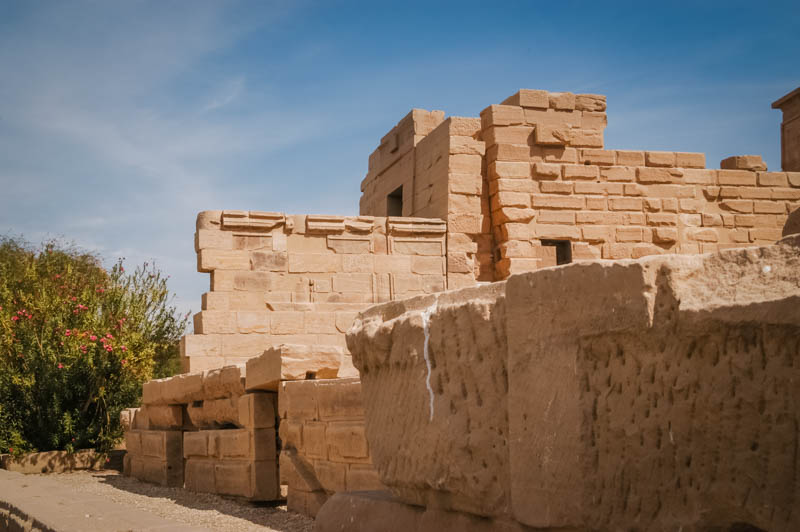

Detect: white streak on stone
[421, 302, 437, 421]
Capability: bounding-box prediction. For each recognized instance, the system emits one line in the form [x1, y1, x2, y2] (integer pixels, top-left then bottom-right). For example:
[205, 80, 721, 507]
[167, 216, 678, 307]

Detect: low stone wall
[124, 343, 381, 511]
[278, 378, 383, 517]
[0, 449, 106, 474]
[345, 235, 800, 531]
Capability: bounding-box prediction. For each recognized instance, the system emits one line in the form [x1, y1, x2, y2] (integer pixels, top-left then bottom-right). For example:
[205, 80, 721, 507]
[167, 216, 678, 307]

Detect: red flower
[120, 345, 127, 352]
[106, 333, 113, 339]
[65, 329, 71, 336]
[89, 335, 97, 341]
[57, 363, 63, 369]
[121, 359, 127, 365]
[70, 296, 77, 302]
[11, 316, 18, 322]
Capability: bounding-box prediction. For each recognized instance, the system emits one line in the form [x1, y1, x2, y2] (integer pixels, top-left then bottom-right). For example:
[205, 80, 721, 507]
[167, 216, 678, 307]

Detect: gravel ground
[31, 470, 314, 532]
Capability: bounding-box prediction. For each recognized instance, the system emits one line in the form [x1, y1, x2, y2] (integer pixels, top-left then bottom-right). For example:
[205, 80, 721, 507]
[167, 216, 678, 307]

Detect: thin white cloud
[202, 77, 246, 113]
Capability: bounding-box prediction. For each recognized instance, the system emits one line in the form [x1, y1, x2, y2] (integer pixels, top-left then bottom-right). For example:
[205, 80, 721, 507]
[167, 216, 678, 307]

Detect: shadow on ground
[97, 472, 312, 532]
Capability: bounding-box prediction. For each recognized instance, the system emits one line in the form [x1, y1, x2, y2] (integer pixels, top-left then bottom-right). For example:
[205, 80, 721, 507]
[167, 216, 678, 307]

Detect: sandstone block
[326, 421, 369, 462]
[346, 237, 800, 531]
[193, 311, 237, 334]
[601, 166, 635, 181]
[245, 344, 341, 392]
[198, 249, 251, 272]
[346, 284, 512, 517]
[280, 380, 319, 421]
[502, 89, 549, 109]
[201, 364, 246, 399]
[614, 150, 645, 166]
[129, 456, 183, 487]
[140, 430, 183, 462]
[184, 459, 215, 493]
[675, 152, 705, 168]
[718, 169, 757, 186]
[315, 378, 365, 420]
[238, 392, 276, 429]
[548, 92, 575, 110]
[480, 105, 524, 128]
[215, 462, 252, 497]
[720, 155, 767, 171]
[562, 164, 599, 180]
[140, 405, 183, 429]
[315, 460, 347, 493]
[580, 149, 615, 166]
[575, 94, 606, 112]
[645, 151, 676, 167]
[250, 251, 288, 271]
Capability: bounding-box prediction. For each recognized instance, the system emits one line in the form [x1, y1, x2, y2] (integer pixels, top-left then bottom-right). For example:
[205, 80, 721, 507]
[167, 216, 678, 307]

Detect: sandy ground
[31, 470, 314, 532]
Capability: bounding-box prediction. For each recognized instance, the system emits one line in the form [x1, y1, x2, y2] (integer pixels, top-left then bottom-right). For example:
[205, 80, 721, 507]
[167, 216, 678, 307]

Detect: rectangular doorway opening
[541, 239, 572, 265]
[387, 186, 403, 216]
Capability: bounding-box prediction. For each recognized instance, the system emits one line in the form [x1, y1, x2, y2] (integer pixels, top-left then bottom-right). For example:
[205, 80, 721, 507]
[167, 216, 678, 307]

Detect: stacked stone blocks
[277, 378, 382, 517]
[184, 212, 447, 372]
[125, 345, 381, 511]
[359, 88, 800, 282]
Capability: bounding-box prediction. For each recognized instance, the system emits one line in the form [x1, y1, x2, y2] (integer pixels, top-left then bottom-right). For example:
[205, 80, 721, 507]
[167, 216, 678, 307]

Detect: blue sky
[1, 0, 798, 320]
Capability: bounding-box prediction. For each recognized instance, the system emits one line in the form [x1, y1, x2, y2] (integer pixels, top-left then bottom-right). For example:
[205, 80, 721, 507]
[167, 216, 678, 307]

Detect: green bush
[0, 237, 188, 454]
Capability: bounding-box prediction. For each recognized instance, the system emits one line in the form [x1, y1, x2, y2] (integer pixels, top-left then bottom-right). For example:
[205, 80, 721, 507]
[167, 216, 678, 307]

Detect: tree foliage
[0, 237, 188, 454]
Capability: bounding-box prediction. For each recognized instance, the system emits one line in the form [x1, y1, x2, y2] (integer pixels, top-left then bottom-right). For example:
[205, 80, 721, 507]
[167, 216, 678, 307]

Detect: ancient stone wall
[359, 88, 800, 283]
[482, 91, 800, 279]
[183, 211, 446, 372]
[124, 346, 382, 512]
[278, 378, 382, 517]
[360, 113, 493, 289]
[345, 235, 800, 531]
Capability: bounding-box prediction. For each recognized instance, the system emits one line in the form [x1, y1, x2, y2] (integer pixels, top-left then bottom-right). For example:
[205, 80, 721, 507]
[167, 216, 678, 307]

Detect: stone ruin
[123, 87, 800, 530]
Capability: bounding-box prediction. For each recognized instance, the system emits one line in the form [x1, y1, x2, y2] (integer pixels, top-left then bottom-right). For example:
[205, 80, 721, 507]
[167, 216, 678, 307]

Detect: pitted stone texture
[506, 236, 800, 531]
[347, 282, 510, 518]
[347, 237, 800, 531]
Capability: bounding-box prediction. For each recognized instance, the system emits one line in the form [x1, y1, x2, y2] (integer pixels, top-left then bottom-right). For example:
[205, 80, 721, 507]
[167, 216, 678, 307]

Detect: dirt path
[30, 470, 314, 532]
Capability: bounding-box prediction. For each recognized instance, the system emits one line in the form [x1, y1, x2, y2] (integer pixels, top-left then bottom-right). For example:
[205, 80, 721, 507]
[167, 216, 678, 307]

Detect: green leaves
[0, 237, 188, 454]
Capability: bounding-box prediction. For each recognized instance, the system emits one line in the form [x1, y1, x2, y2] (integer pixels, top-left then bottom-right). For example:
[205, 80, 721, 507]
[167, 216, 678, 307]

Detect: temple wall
[359, 88, 800, 283]
[182, 211, 446, 372]
[278, 378, 382, 517]
[482, 90, 800, 279]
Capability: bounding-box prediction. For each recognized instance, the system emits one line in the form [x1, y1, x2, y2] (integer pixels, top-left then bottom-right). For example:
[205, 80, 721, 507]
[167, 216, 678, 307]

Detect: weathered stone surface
[784, 207, 800, 236]
[315, 491, 535, 532]
[0, 449, 105, 474]
[347, 237, 800, 531]
[347, 282, 510, 517]
[245, 344, 342, 392]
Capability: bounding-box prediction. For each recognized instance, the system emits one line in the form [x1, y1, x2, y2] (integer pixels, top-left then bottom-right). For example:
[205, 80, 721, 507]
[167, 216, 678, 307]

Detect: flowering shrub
[0, 237, 188, 454]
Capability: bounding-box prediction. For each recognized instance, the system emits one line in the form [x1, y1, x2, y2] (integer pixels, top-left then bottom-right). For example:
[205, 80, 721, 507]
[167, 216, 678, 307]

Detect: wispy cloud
[202, 77, 246, 113]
